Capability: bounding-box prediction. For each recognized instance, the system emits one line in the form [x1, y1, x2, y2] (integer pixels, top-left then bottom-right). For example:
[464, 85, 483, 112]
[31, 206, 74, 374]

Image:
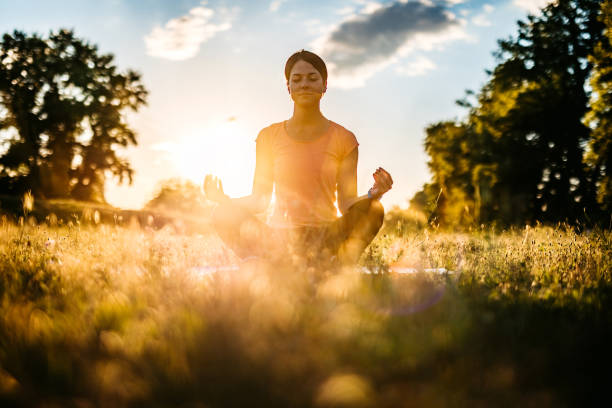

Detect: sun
[173, 119, 255, 197]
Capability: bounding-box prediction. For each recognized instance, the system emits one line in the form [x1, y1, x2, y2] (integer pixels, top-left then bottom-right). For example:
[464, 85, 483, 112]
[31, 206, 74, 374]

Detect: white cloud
[513, 0, 552, 14]
[361, 1, 383, 15]
[312, 0, 470, 88]
[395, 56, 437, 77]
[471, 3, 494, 27]
[471, 14, 491, 26]
[144, 2, 237, 61]
[269, 0, 287, 12]
[336, 6, 355, 15]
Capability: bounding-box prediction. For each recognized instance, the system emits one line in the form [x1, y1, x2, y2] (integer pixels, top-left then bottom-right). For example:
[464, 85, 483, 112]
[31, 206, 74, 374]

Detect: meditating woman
[204, 50, 393, 265]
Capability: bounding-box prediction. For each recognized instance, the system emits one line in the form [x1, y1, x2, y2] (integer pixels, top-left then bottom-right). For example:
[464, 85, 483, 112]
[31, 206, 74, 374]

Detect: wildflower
[45, 238, 56, 249]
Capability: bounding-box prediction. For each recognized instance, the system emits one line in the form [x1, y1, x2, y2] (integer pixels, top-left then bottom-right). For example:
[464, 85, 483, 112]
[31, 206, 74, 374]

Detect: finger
[204, 175, 211, 191]
[380, 172, 393, 187]
[380, 169, 393, 185]
[375, 170, 389, 183]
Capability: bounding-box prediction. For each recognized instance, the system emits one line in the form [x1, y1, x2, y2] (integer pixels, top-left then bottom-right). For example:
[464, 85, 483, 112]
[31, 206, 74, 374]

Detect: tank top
[255, 120, 358, 227]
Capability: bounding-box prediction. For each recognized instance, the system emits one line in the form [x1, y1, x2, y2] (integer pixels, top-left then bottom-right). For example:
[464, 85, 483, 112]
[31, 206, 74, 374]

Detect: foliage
[414, 0, 609, 227]
[585, 0, 612, 213]
[0, 218, 610, 406]
[145, 178, 212, 217]
[0, 29, 147, 202]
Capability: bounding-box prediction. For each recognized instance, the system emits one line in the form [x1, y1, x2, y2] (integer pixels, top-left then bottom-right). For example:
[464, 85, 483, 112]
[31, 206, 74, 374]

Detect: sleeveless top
[255, 121, 359, 227]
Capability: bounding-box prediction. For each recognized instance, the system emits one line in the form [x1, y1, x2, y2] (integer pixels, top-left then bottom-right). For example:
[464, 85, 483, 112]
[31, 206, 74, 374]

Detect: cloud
[471, 15, 491, 26]
[336, 6, 355, 15]
[513, 0, 552, 14]
[483, 4, 494, 13]
[144, 2, 236, 61]
[395, 56, 437, 77]
[471, 3, 494, 27]
[312, 0, 468, 88]
[269, 0, 287, 12]
[361, 1, 384, 14]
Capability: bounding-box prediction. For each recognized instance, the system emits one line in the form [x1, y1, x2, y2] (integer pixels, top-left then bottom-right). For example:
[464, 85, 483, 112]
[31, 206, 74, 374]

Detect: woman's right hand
[369, 167, 393, 199]
[203, 174, 229, 203]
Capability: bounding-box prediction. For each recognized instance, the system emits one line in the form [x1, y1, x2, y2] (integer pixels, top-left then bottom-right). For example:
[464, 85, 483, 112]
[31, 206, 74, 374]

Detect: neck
[291, 103, 325, 125]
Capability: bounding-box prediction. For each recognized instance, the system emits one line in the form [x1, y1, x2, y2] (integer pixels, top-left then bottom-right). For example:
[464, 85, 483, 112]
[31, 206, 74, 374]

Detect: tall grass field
[0, 208, 611, 407]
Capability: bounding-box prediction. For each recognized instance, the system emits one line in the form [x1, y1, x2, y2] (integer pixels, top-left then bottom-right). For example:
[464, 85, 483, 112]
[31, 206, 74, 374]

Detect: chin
[293, 95, 321, 105]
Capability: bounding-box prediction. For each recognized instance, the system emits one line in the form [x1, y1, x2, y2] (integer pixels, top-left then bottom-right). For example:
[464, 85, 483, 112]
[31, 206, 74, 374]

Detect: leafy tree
[0, 29, 147, 202]
[413, 0, 608, 226]
[584, 0, 612, 213]
[422, 121, 476, 226]
[488, 0, 604, 223]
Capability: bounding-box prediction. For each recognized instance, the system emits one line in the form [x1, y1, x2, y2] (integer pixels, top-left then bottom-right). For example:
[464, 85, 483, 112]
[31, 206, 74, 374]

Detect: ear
[287, 81, 290, 94]
[323, 80, 327, 93]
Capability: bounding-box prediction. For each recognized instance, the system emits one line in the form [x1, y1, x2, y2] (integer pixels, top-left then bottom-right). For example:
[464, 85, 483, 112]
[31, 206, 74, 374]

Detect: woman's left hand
[369, 167, 393, 199]
[203, 174, 229, 203]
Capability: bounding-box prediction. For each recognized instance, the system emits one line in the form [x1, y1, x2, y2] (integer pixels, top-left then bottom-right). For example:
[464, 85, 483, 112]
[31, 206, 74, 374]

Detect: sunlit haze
[1, 0, 541, 209]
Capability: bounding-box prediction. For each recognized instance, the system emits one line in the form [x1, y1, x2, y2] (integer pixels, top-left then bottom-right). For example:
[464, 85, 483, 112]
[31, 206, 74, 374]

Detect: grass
[0, 210, 611, 407]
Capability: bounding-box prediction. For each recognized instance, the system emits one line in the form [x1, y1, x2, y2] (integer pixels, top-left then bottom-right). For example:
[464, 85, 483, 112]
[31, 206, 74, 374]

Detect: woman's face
[287, 59, 326, 107]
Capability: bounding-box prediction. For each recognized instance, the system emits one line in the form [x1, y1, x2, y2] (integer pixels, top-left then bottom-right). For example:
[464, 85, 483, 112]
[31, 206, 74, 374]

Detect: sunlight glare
[174, 119, 255, 197]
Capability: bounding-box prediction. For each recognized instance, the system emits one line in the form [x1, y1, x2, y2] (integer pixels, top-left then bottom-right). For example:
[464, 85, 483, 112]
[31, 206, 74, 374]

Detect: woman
[204, 50, 393, 265]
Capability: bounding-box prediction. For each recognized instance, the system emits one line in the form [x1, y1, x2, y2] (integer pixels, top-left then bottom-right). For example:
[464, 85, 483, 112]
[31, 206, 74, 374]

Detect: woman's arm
[337, 147, 365, 214]
[336, 146, 394, 214]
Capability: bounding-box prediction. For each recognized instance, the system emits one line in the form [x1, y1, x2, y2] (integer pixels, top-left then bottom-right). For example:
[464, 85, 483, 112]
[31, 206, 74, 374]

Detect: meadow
[0, 209, 611, 407]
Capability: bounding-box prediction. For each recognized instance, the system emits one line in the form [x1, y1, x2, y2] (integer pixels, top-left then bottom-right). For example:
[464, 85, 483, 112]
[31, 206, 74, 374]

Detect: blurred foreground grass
[0, 212, 611, 407]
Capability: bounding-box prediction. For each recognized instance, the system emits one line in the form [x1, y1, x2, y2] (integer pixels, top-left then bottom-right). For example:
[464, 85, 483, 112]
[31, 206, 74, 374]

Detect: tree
[487, 0, 604, 223]
[413, 0, 608, 226]
[421, 121, 477, 226]
[0, 29, 147, 202]
[584, 0, 612, 213]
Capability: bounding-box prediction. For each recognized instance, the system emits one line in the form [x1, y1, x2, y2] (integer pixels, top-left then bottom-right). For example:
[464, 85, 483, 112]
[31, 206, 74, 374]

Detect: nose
[299, 81, 314, 92]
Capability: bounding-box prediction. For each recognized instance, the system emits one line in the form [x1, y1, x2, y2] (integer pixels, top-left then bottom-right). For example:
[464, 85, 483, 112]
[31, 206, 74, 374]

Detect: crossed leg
[326, 198, 385, 264]
[211, 198, 384, 265]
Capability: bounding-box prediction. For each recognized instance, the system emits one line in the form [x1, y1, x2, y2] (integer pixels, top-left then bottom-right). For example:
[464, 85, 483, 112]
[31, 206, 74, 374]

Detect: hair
[284, 50, 328, 83]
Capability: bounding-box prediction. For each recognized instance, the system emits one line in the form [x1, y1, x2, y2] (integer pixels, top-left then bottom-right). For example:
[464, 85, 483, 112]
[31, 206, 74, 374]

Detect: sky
[0, 0, 552, 209]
